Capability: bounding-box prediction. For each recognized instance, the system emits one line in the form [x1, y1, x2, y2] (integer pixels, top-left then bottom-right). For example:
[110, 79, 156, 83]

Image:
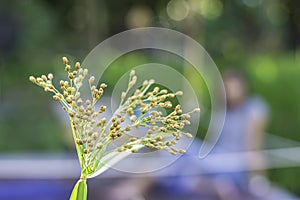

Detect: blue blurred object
[0, 180, 72, 200]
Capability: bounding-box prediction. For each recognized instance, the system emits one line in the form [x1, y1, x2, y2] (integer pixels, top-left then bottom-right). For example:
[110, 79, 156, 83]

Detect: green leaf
[69, 179, 87, 200]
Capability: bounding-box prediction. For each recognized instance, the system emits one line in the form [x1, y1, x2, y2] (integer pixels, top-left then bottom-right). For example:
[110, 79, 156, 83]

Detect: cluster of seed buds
[29, 58, 106, 164]
[29, 57, 200, 174]
[110, 70, 200, 155]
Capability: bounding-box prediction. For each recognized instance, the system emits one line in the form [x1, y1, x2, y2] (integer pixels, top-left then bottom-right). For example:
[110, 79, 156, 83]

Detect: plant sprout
[29, 57, 200, 200]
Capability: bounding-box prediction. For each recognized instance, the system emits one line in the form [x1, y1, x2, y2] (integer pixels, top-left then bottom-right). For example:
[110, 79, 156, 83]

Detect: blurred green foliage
[1, 0, 300, 195]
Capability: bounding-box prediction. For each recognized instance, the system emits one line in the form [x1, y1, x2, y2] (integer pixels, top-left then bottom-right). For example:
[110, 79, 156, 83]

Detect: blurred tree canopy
[1, 0, 300, 195]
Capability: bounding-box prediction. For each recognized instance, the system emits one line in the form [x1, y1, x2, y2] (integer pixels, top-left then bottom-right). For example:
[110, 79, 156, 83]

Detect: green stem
[69, 176, 88, 200]
[70, 119, 84, 169]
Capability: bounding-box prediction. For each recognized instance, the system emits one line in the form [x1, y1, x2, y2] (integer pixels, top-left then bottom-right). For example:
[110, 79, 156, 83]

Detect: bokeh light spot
[167, 0, 190, 21]
[199, 0, 223, 20]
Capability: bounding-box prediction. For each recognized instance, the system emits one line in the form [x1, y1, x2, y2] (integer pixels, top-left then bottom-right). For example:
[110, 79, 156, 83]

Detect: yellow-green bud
[130, 70, 135, 77]
[75, 62, 81, 69]
[131, 149, 138, 153]
[29, 76, 36, 83]
[65, 65, 71, 72]
[47, 73, 53, 80]
[193, 108, 200, 113]
[62, 57, 69, 64]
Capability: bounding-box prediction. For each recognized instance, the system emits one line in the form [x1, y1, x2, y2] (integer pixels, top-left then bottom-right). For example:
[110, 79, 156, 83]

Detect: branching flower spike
[29, 57, 200, 200]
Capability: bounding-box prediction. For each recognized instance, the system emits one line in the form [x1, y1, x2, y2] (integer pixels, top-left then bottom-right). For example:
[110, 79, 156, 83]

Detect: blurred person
[210, 69, 269, 200]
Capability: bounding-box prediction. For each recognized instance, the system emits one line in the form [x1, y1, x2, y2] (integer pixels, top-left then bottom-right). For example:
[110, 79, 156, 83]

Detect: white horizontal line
[0, 146, 300, 179]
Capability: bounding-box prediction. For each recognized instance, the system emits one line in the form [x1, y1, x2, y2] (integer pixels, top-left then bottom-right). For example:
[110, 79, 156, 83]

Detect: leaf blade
[70, 179, 87, 200]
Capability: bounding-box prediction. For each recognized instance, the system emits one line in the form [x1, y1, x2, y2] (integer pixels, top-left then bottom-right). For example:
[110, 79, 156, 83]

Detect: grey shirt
[217, 96, 268, 153]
